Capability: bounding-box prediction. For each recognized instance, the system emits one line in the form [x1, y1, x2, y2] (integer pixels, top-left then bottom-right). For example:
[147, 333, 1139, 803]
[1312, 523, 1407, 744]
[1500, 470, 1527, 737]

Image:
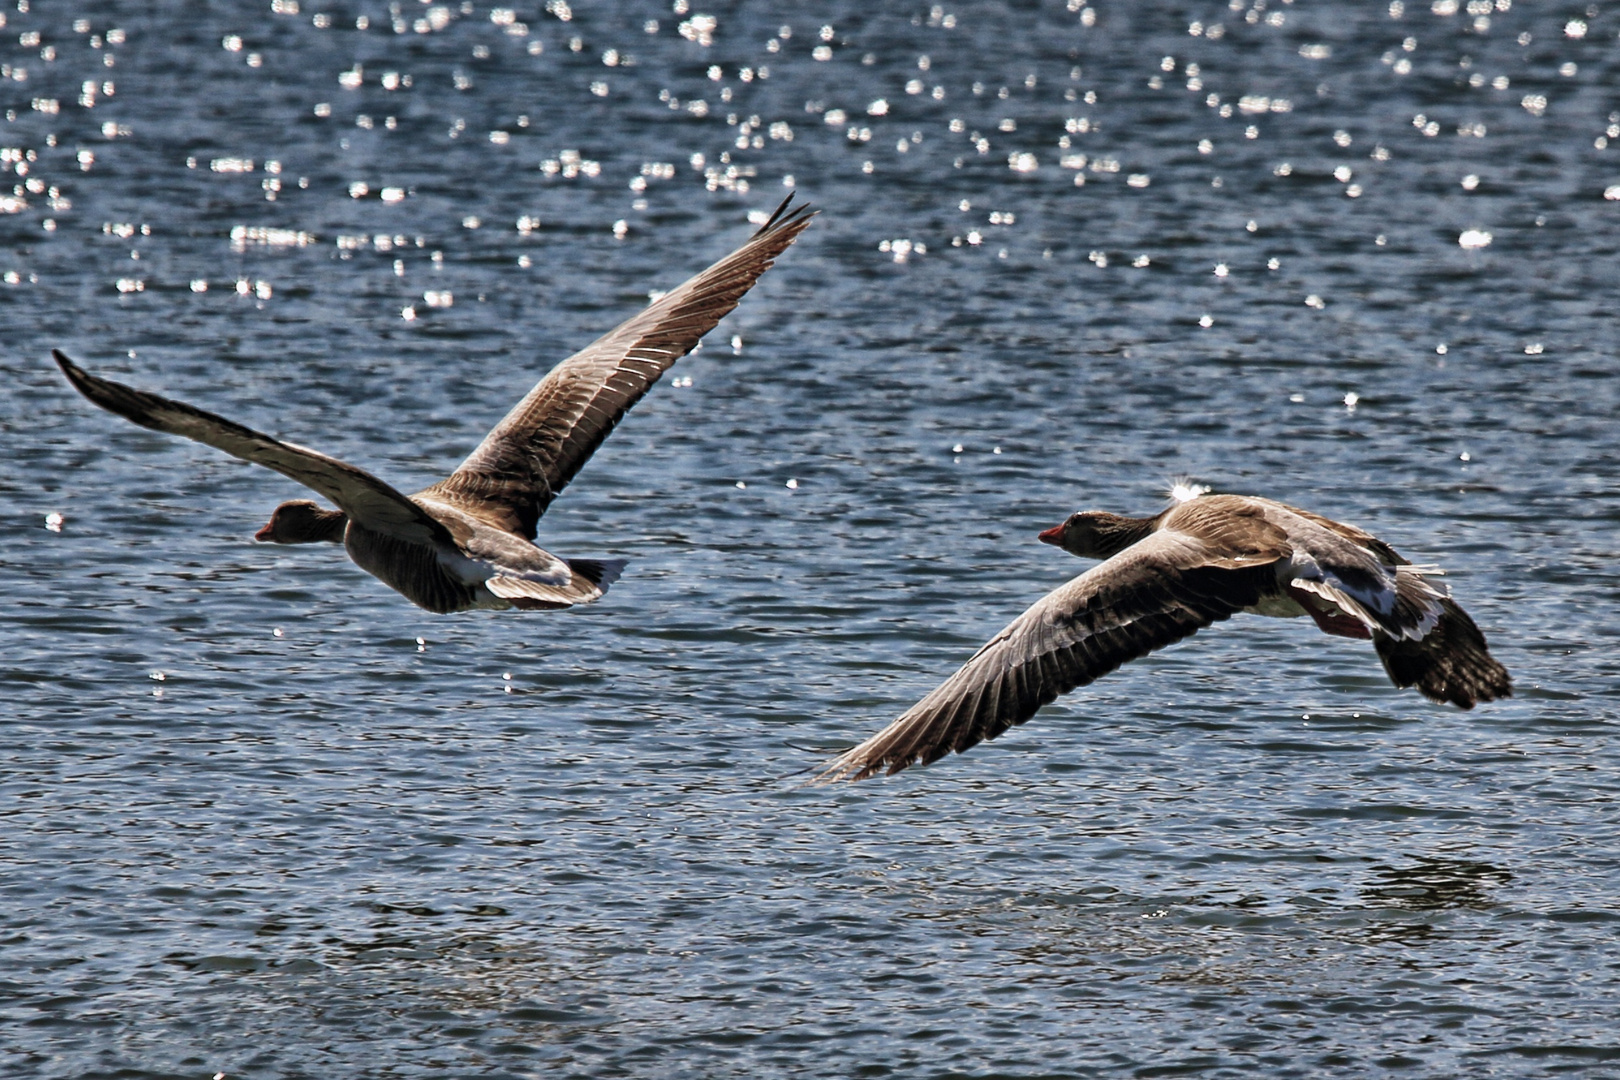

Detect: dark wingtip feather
[52, 349, 156, 429]
[754, 193, 818, 238]
[53, 348, 91, 391]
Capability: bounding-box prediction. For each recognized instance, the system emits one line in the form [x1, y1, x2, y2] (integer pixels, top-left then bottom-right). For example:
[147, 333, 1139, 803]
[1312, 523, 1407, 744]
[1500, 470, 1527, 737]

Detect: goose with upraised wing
[55, 198, 814, 613]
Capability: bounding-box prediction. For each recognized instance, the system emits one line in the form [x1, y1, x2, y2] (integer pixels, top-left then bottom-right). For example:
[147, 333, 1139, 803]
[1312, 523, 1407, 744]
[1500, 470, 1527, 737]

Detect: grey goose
[818, 492, 1511, 782]
[55, 197, 814, 613]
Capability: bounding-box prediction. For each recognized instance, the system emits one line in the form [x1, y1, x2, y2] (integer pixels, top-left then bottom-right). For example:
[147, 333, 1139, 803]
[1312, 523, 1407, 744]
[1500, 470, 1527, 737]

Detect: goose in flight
[54, 197, 814, 613]
[817, 492, 1511, 782]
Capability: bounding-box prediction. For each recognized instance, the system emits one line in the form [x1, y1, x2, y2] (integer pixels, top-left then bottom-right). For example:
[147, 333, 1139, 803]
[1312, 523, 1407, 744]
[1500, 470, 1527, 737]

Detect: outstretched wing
[815, 529, 1281, 782]
[54, 350, 451, 547]
[419, 196, 816, 539]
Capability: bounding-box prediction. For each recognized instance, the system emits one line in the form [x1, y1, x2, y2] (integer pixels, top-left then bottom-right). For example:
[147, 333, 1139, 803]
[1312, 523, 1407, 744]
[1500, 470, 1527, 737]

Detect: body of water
[3, 2, 1618, 1077]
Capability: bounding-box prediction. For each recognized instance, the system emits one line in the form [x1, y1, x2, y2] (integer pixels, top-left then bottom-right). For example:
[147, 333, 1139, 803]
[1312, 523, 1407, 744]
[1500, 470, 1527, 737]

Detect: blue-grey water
[3, 2, 1619, 1077]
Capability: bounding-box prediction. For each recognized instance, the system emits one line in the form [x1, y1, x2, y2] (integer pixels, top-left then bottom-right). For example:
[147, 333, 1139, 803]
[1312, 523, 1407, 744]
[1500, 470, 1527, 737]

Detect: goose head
[1038, 511, 1152, 560]
[256, 500, 348, 544]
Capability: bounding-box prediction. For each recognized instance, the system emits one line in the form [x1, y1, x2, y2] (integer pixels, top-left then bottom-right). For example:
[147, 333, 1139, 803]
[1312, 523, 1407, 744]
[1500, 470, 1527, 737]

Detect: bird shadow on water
[1352, 855, 1516, 946]
[1359, 855, 1515, 912]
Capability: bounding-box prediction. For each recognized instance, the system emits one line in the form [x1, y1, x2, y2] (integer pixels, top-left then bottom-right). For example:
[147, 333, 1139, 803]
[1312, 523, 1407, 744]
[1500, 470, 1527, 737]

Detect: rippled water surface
[4, 2, 1620, 1077]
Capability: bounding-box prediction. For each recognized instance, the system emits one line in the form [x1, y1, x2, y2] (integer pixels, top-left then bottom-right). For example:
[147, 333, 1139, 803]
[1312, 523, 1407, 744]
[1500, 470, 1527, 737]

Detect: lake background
[3, 1, 1619, 1077]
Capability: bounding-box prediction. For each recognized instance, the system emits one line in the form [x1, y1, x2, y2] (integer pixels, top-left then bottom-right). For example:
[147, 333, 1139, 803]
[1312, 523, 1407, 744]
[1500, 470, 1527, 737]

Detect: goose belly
[344, 523, 497, 614]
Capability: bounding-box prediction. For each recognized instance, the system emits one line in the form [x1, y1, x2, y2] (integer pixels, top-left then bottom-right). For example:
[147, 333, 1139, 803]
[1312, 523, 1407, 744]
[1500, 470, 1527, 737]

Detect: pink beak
[1037, 523, 1064, 545]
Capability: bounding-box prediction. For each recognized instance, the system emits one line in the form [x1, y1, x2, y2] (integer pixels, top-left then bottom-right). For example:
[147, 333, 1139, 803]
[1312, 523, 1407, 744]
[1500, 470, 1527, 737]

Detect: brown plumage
[817, 493, 1511, 782]
[54, 197, 814, 613]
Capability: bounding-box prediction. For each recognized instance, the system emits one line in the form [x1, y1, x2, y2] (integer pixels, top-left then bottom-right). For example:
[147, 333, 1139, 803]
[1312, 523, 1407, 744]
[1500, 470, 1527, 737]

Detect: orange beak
[1037, 524, 1064, 545]
[254, 522, 276, 542]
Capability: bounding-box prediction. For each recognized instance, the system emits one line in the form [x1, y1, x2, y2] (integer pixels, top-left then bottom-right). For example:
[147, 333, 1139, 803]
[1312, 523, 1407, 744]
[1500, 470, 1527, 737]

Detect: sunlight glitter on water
[1166, 479, 1210, 503]
[7, 3, 1620, 1075]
